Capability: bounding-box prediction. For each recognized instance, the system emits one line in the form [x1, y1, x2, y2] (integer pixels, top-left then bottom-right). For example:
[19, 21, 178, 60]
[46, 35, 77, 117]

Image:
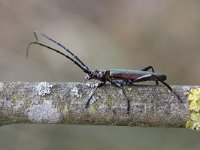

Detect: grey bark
[0, 82, 194, 127]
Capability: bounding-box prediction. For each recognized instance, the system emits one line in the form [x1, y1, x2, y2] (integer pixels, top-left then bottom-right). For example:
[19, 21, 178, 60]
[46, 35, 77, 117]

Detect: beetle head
[85, 70, 107, 81]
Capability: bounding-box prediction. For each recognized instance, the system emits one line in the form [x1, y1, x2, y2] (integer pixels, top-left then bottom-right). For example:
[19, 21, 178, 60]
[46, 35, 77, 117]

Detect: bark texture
[0, 82, 195, 127]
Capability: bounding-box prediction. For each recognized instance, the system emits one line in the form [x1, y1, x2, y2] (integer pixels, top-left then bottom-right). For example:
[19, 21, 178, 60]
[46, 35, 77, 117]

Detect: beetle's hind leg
[130, 74, 182, 103]
[154, 77, 182, 103]
[141, 66, 158, 85]
[111, 80, 130, 114]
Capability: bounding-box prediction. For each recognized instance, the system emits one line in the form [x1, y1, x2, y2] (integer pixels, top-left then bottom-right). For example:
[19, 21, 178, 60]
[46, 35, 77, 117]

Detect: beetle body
[86, 69, 166, 83]
[27, 31, 182, 110]
[109, 69, 166, 81]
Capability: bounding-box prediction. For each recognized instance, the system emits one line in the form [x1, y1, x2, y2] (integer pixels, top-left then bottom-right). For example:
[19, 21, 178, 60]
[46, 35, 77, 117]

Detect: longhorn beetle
[27, 31, 182, 113]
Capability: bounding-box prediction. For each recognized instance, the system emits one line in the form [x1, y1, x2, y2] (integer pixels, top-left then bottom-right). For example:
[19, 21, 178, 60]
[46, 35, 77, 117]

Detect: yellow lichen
[186, 88, 200, 131]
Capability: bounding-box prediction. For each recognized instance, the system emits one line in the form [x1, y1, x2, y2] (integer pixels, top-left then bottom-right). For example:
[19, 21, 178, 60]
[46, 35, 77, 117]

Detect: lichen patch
[71, 86, 82, 98]
[3, 99, 13, 109]
[13, 101, 23, 110]
[186, 88, 200, 131]
[36, 82, 53, 96]
[27, 100, 60, 123]
[0, 82, 4, 91]
[85, 82, 98, 88]
[119, 89, 123, 95]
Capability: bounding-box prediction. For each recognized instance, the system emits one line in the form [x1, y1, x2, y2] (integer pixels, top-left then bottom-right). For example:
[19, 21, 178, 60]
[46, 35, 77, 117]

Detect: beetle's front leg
[85, 82, 105, 108]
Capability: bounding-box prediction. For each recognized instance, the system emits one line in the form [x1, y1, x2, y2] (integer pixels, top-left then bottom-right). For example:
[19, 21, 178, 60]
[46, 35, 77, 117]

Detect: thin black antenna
[26, 41, 90, 74]
[34, 31, 90, 71]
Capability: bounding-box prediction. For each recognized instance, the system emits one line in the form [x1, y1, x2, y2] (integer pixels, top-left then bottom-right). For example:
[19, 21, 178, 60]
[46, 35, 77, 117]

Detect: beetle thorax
[85, 70, 107, 81]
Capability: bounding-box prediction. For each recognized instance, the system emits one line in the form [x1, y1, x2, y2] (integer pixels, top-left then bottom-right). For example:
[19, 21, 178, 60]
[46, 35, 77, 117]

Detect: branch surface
[0, 82, 195, 128]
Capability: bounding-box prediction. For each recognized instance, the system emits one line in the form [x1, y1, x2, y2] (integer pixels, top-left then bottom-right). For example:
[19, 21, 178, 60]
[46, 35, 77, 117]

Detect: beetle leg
[141, 66, 158, 85]
[130, 74, 182, 103]
[130, 74, 153, 83]
[153, 76, 182, 103]
[111, 80, 130, 114]
[85, 82, 105, 108]
[110, 80, 126, 87]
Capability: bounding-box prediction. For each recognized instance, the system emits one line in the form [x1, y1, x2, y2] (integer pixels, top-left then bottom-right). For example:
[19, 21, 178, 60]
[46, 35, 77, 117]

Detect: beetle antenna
[26, 41, 90, 74]
[33, 31, 90, 71]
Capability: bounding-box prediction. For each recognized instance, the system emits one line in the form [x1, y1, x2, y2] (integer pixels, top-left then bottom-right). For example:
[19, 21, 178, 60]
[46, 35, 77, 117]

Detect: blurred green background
[0, 0, 200, 149]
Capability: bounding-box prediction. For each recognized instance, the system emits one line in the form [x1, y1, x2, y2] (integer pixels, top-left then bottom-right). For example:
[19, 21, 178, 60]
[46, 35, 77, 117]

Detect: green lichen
[186, 88, 200, 131]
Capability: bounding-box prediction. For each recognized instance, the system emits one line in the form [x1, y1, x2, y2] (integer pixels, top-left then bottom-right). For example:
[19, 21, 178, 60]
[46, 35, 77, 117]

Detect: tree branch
[0, 82, 195, 129]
